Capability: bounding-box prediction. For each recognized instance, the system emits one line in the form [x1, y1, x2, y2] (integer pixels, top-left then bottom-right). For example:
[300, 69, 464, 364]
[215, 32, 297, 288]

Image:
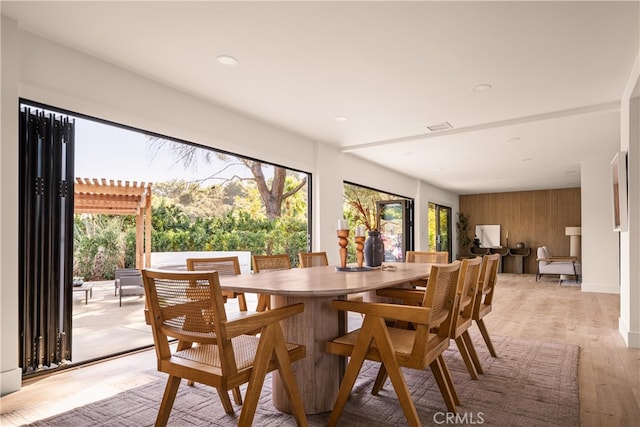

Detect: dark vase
[364, 230, 385, 267]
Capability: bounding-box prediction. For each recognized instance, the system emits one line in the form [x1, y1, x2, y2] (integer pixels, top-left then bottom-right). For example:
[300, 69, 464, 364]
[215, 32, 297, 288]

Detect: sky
[73, 117, 259, 185]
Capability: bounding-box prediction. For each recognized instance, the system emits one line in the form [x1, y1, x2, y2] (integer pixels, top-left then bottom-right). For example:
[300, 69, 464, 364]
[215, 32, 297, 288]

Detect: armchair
[536, 246, 581, 284]
[142, 269, 307, 426]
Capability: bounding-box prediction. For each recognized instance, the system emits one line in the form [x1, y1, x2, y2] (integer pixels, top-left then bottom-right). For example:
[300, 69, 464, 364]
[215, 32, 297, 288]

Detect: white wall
[619, 51, 640, 348]
[0, 15, 22, 396]
[580, 155, 621, 293]
[1, 22, 460, 394]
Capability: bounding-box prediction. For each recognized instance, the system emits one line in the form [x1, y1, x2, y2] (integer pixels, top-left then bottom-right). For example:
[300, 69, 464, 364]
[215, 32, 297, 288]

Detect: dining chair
[185, 256, 248, 399]
[186, 256, 248, 312]
[325, 262, 462, 425]
[473, 253, 500, 357]
[405, 250, 449, 264]
[374, 257, 483, 382]
[404, 251, 448, 291]
[252, 254, 292, 311]
[445, 256, 484, 379]
[142, 268, 307, 427]
[298, 251, 329, 268]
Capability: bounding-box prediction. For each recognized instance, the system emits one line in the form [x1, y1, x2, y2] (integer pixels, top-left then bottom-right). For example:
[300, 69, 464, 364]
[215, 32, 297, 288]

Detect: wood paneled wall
[459, 188, 581, 274]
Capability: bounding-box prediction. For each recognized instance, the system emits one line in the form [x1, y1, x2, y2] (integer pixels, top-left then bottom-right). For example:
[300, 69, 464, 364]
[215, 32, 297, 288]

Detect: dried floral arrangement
[343, 185, 379, 232]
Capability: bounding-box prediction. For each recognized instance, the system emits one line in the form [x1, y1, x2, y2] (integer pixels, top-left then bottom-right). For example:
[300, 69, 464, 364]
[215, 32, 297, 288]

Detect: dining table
[220, 262, 432, 415]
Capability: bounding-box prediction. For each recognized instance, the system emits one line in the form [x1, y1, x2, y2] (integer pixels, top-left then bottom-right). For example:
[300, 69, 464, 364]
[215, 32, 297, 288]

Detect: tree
[149, 138, 307, 219]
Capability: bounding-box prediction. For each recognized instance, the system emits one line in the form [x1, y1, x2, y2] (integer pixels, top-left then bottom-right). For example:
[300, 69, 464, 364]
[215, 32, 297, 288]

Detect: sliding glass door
[428, 202, 451, 261]
[377, 200, 413, 262]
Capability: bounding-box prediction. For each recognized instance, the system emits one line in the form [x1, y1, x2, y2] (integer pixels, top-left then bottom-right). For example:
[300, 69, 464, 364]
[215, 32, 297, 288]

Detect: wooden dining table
[220, 262, 432, 415]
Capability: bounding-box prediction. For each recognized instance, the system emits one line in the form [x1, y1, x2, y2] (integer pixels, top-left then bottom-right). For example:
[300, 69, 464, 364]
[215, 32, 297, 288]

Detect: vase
[364, 230, 385, 267]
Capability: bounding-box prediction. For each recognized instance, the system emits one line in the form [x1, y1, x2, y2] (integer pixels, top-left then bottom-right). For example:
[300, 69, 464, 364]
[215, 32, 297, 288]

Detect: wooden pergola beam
[74, 178, 153, 268]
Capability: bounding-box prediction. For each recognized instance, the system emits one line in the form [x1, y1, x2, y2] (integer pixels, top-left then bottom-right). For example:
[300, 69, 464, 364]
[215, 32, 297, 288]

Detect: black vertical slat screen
[19, 106, 75, 375]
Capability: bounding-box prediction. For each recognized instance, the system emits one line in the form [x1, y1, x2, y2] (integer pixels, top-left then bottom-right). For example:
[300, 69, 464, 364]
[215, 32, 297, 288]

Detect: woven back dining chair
[298, 251, 329, 268]
[405, 250, 449, 264]
[142, 268, 307, 427]
[186, 256, 248, 312]
[473, 253, 500, 357]
[447, 256, 484, 379]
[252, 254, 292, 311]
[325, 262, 462, 425]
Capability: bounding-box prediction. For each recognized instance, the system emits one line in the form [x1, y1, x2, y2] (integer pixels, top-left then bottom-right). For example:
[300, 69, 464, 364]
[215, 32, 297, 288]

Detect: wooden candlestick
[337, 229, 350, 268]
[355, 236, 365, 268]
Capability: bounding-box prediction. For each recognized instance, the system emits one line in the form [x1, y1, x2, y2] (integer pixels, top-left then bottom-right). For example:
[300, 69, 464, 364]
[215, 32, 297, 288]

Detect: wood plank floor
[1, 273, 639, 425]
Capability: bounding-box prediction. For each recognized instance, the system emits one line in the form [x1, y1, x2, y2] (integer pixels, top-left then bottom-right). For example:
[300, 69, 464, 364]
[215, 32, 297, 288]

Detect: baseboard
[580, 282, 620, 294]
[619, 317, 640, 349]
[1, 367, 22, 396]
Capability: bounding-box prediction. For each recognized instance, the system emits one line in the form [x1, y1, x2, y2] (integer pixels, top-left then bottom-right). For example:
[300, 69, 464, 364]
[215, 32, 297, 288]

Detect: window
[20, 99, 311, 369]
[343, 182, 414, 262]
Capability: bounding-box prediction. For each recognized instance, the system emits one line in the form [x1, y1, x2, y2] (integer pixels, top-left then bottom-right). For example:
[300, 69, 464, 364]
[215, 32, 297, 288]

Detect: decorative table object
[337, 219, 349, 269]
[364, 230, 384, 267]
[355, 225, 366, 268]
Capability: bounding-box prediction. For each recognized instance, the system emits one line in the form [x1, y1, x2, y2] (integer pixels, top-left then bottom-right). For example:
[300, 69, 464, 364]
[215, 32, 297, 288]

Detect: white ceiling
[3, 1, 639, 194]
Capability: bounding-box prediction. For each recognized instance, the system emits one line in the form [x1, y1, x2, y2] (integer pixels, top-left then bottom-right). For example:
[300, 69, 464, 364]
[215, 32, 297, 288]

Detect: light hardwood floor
[1, 273, 639, 425]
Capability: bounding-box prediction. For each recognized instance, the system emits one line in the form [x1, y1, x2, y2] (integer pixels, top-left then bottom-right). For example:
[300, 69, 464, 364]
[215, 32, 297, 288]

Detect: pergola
[74, 178, 152, 268]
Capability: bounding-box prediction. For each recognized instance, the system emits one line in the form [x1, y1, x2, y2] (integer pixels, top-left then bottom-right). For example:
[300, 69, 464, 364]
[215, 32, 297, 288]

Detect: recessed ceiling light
[521, 158, 533, 162]
[216, 55, 238, 66]
[334, 116, 347, 122]
[433, 168, 443, 172]
[506, 137, 520, 142]
[472, 83, 492, 92]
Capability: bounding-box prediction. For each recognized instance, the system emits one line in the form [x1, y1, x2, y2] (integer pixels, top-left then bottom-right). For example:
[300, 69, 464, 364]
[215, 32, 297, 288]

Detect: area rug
[25, 335, 579, 426]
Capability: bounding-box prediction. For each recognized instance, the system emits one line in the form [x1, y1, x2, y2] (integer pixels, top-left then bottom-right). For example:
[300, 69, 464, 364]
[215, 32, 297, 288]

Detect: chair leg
[430, 357, 457, 413]
[454, 336, 479, 380]
[232, 387, 243, 405]
[155, 375, 181, 427]
[461, 330, 483, 374]
[328, 319, 375, 427]
[371, 318, 420, 426]
[271, 323, 307, 427]
[437, 355, 460, 406]
[256, 294, 270, 312]
[371, 364, 388, 395]
[216, 387, 234, 413]
[238, 293, 248, 312]
[239, 326, 274, 426]
[476, 318, 497, 357]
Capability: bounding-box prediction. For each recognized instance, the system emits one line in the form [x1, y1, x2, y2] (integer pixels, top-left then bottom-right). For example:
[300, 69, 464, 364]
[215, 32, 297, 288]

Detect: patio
[71, 280, 259, 363]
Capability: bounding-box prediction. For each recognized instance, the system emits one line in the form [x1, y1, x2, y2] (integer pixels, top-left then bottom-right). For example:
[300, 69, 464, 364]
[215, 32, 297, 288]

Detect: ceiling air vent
[426, 122, 453, 132]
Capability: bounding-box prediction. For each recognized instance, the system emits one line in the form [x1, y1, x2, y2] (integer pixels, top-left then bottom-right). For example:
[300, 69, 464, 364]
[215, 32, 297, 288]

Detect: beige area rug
[24, 334, 579, 426]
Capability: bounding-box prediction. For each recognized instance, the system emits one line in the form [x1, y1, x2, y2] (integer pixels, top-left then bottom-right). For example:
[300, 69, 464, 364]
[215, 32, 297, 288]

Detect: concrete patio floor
[71, 280, 257, 363]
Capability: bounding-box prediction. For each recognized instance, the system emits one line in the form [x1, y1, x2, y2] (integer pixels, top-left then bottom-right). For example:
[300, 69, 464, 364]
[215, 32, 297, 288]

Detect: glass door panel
[428, 202, 452, 261]
[376, 199, 413, 262]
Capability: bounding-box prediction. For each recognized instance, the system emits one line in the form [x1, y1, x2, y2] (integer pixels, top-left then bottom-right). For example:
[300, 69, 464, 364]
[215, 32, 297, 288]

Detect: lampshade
[565, 227, 581, 236]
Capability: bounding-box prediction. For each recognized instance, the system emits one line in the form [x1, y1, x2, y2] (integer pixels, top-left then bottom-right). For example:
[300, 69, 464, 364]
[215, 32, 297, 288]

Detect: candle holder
[337, 229, 350, 268]
[355, 236, 365, 268]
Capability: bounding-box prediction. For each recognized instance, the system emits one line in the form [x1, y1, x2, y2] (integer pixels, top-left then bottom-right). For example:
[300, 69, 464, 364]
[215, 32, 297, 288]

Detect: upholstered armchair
[536, 246, 581, 284]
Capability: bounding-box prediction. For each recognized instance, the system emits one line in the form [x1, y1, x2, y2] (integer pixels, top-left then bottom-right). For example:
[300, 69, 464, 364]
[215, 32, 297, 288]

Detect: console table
[470, 247, 509, 272]
[508, 248, 531, 274]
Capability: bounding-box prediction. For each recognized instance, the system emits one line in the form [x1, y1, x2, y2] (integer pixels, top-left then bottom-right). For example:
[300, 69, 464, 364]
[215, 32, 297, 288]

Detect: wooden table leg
[271, 294, 343, 414]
